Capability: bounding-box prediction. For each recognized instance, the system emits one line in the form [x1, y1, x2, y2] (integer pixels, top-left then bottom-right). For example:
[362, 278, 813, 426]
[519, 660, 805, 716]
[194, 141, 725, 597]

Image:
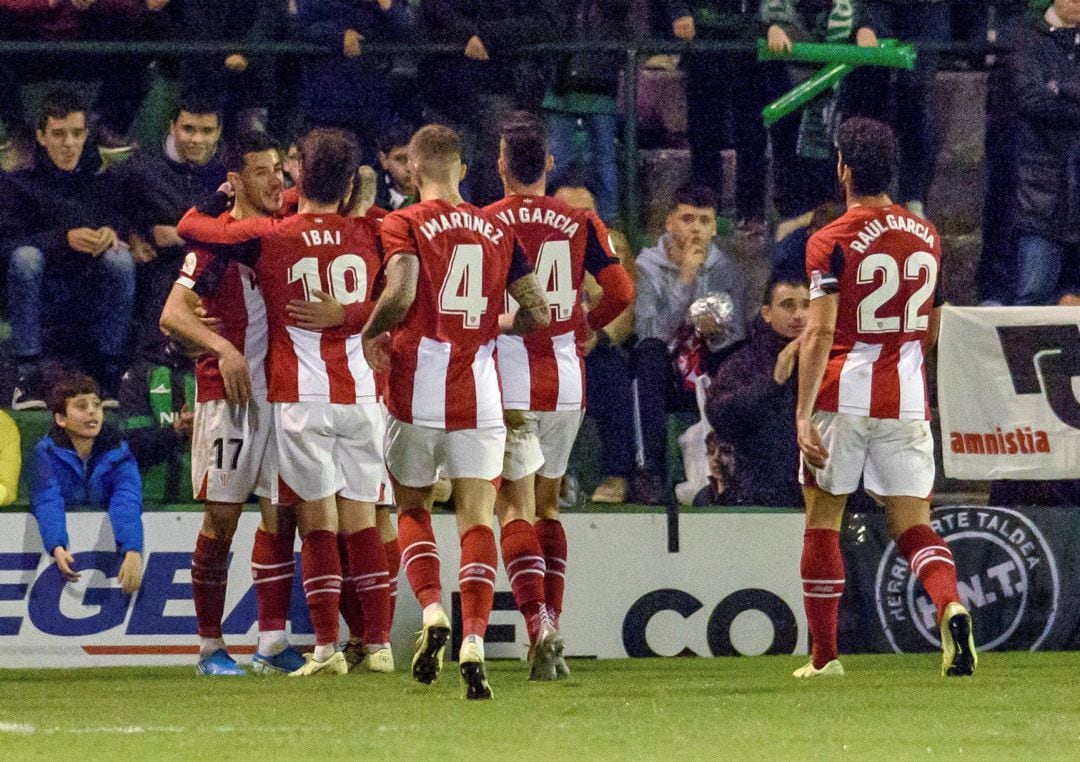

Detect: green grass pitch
[2, 653, 1078, 760]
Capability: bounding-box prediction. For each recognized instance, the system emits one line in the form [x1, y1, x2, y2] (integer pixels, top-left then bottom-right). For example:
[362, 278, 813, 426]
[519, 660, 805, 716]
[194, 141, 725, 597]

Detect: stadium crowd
[0, 0, 1074, 512]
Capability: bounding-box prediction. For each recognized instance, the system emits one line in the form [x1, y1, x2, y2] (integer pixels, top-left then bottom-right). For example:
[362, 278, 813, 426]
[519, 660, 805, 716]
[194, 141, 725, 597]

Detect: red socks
[337, 535, 365, 640]
[192, 533, 230, 640]
[398, 509, 442, 608]
[459, 525, 497, 639]
[500, 519, 548, 643]
[300, 530, 342, 647]
[897, 524, 960, 622]
[251, 527, 295, 633]
[384, 538, 401, 632]
[801, 528, 844, 670]
[535, 519, 567, 628]
[346, 528, 391, 645]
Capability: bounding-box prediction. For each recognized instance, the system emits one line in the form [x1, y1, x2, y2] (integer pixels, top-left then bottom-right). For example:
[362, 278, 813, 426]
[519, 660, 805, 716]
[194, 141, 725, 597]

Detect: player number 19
[856, 251, 937, 334]
[287, 254, 368, 305]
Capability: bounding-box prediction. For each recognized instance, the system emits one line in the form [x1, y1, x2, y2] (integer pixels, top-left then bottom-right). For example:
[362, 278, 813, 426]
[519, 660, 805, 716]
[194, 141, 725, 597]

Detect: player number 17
[856, 251, 937, 334]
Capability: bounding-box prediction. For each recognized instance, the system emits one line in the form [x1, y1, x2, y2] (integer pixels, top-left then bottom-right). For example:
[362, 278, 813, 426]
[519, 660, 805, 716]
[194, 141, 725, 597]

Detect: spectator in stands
[706, 276, 809, 508]
[692, 431, 739, 506]
[1010, 0, 1080, 305]
[375, 119, 416, 210]
[180, 0, 286, 134]
[845, 0, 948, 219]
[418, 0, 559, 206]
[112, 94, 226, 363]
[293, 0, 417, 162]
[553, 184, 639, 504]
[542, 0, 631, 223]
[0, 88, 135, 409]
[976, 0, 1030, 304]
[633, 184, 753, 503]
[762, 0, 878, 220]
[770, 201, 844, 283]
[0, 410, 21, 506]
[668, 0, 768, 232]
[30, 372, 144, 595]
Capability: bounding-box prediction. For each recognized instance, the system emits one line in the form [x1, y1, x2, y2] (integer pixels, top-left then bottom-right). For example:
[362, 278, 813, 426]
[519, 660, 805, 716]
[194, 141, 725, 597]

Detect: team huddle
[161, 112, 975, 700]
[161, 114, 633, 698]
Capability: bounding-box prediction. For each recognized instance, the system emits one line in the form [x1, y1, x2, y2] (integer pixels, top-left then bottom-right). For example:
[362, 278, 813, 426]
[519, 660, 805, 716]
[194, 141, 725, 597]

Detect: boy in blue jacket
[31, 373, 144, 594]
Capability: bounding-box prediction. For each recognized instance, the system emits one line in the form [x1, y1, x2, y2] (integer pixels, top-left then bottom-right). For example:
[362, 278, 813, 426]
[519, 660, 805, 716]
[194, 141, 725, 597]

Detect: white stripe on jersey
[898, 339, 926, 420]
[472, 340, 503, 427]
[240, 264, 268, 395]
[345, 334, 377, 402]
[496, 335, 531, 410]
[553, 331, 583, 411]
[287, 326, 331, 400]
[837, 341, 882, 417]
[412, 336, 451, 427]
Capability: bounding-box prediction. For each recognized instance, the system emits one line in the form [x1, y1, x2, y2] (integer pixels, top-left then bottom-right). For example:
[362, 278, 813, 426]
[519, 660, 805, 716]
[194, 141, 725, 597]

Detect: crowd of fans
[0, 0, 1077, 513]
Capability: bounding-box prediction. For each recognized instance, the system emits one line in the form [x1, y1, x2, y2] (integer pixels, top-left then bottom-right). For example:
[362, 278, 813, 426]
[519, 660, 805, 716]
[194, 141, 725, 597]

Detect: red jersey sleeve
[806, 229, 844, 300]
[378, 210, 418, 261]
[175, 245, 231, 298]
[280, 186, 300, 215]
[177, 208, 277, 244]
[582, 213, 620, 276]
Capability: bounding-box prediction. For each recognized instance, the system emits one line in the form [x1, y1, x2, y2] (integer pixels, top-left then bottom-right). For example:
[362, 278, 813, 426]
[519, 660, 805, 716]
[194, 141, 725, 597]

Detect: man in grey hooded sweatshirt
[632, 184, 753, 503]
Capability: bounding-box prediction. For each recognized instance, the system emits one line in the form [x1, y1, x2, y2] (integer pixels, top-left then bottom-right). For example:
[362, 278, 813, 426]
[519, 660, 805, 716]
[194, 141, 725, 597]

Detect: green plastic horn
[756, 38, 915, 70]
[761, 62, 851, 127]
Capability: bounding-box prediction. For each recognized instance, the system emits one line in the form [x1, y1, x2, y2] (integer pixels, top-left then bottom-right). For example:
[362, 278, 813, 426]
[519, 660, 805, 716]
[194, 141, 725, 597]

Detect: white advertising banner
[939, 305, 1080, 480]
[0, 512, 807, 668]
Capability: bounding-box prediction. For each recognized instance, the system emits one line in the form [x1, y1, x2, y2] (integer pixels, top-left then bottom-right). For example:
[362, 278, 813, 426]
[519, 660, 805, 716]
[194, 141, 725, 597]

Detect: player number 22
[288, 254, 368, 305]
[440, 244, 489, 329]
[856, 251, 937, 334]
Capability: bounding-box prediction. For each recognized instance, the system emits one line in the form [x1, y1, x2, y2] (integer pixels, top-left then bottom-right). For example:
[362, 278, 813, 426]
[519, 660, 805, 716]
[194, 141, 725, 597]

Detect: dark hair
[224, 130, 279, 173]
[835, 117, 896, 197]
[48, 372, 100, 416]
[299, 128, 361, 204]
[671, 183, 718, 213]
[172, 92, 222, 123]
[763, 276, 810, 306]
[377, 119, 415, 155]
[808, 201, 844, 234]
[38, 88, 86, 131]
[500, 111, 547, 185]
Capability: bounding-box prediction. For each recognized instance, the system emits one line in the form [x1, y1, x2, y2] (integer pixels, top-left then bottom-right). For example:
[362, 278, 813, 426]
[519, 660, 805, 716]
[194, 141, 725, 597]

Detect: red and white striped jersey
[176, 209, 383, 405]
[484, 195, 621, 412]
[176, 226, 268, 404]
[379, 199, 531, 430]
[806, 204, 942, 421]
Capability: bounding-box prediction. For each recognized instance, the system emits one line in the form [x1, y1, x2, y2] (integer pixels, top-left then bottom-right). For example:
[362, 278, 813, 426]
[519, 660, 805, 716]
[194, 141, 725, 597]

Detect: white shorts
[799, 411, 935, 498]
[273, 401, 385, 503]
[502, 410, 585, 481]
[385, 416, 506, 487]
[191, 397, 272, 504]
[377, 401, 394, 506]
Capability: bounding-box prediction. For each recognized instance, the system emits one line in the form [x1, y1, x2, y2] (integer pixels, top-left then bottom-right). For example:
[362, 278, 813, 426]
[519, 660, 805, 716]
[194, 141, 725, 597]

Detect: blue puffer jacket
[30, 424, 144, 556]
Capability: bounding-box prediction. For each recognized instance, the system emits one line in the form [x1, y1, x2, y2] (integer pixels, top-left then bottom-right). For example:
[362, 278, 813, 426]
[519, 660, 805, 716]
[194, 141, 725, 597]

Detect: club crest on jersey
[874, 506, 1058, 653]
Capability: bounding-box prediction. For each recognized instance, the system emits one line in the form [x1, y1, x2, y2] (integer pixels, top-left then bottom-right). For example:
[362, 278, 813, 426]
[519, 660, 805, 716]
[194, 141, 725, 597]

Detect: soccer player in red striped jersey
[484, 112, 634, 680]
[796, 118, 975, 678]
[160, 131, 308, 677]
[178, 129, 393, 677]
[361, 124, 550, 700]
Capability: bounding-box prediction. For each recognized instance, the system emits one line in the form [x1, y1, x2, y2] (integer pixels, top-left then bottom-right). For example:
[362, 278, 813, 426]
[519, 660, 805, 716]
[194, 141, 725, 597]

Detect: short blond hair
[408, 124, 462, 183]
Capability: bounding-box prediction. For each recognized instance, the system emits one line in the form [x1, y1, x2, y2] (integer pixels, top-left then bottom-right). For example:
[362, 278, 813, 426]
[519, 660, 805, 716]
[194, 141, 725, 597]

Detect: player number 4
[856, 251, 937, 334]
[504, 239, 578, 320]
[440, 243, 488, 329]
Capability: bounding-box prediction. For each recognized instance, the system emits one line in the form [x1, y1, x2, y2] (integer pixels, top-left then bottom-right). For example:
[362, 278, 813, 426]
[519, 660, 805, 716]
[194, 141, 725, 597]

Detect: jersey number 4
[856, 251, 937, 334]
[288, 255, 369, 305]
[504, 239, 578, 320]
[440, 244, 489, 329]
